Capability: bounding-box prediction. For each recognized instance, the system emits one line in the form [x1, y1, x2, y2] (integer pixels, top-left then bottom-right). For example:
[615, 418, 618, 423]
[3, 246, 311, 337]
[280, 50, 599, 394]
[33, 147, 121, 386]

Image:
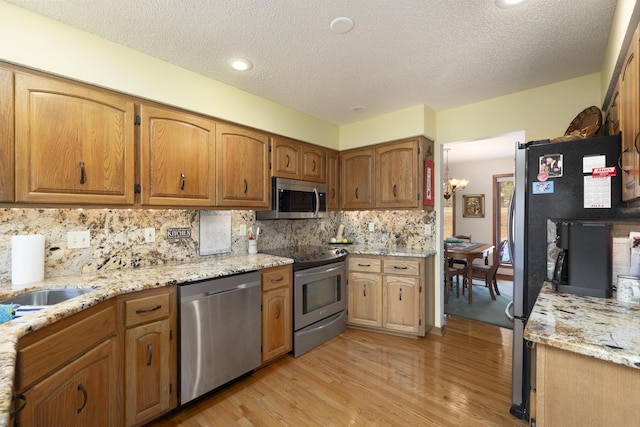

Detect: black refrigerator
[509, 133, 640, 419]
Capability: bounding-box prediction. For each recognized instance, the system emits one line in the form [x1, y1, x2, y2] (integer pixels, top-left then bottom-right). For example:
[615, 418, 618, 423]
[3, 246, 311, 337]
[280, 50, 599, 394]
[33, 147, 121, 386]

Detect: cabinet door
[216, 123, 270, 208]
[383, 275, 421, 334]
[301, 145, 326, 183]
[347, 272, 382, 327]
[341, 149, 374, 209]
[272, 136, 301, 179]
[620, 27, 640, 201]
[139, 104, 216, 206]
[262, 286, 292, 363]
[0, 66, 13, 202]
[19, 338, 118, 427]
[327, 150, 340, 210]
[125, 319, 172, 426]
[375, 140, 419, 208]
[15, 72, 135, 204]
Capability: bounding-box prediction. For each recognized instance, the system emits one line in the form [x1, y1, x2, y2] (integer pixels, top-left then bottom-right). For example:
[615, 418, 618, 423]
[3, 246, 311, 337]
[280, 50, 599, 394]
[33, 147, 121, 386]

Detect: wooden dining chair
[448, 234, 472, 269]
[471, 239, 507, 300]
[443, 251, 466, 304]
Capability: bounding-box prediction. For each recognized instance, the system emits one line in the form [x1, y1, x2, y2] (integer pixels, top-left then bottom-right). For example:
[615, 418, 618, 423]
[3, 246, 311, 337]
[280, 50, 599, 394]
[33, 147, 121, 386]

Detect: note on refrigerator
[583, 176, 611, 208]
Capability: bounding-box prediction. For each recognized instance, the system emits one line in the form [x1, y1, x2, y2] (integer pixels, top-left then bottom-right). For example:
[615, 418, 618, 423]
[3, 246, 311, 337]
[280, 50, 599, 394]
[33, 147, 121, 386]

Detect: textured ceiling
[7, 0, 617, 126]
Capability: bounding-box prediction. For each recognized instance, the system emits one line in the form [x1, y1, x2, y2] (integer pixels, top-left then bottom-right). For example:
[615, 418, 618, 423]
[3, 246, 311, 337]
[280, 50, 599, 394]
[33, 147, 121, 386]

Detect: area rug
[444, 279, 513, 329]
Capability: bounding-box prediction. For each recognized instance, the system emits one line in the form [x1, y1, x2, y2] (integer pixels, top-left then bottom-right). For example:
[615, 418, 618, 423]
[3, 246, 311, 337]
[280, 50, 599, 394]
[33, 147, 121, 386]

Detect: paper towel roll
[12, 234, 45, 286]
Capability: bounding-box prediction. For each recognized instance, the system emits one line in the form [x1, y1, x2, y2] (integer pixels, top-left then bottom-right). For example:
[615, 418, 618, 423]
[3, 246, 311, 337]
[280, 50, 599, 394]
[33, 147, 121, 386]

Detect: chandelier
[443, 148, 469, 200]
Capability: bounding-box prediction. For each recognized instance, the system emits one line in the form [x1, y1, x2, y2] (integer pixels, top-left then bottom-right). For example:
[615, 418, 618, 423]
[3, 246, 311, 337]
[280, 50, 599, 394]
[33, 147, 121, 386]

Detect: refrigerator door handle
[505, 300, 515, 322]
[507, 192, 516, 262]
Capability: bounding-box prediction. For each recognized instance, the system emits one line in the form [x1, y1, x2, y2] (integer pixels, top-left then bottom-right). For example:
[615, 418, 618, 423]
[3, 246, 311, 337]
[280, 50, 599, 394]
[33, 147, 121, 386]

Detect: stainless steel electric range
[261, 246, 348, 357]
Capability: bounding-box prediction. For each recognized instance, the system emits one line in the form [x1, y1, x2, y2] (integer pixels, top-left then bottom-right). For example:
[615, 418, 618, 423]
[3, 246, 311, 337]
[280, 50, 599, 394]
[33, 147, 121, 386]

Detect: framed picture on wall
[463, 194, 485, 218]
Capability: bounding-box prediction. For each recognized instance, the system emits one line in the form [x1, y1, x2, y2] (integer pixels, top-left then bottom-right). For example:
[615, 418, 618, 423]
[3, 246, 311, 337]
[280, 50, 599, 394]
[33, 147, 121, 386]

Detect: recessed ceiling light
[495, 0, 528, 8]
[330, 17, 354, 34]
[228, 58, 253, 71]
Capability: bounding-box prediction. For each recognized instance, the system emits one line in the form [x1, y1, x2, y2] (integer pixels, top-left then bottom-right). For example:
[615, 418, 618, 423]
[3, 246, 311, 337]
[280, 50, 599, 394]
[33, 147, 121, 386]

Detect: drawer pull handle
[358, 263, 371, 267]
[79, 161, 86, 184]
[244, 178, 248, 194]
[180, 172, 186, 191]
[286, 154, 290, 167]
[147, 343, 153, 366]
[363, 283, 367, 297]
[136, 305, 162, 314]
[10, 393, 26, 417]
[312, 159, 316, 171]
[394, 265, 408, 270]
[276, 303, 281, 320]
[270, 276, 284, 282]
[393, 184, 397, 197]
[77, 384, 87, 413]
[355, 187, 359, 199]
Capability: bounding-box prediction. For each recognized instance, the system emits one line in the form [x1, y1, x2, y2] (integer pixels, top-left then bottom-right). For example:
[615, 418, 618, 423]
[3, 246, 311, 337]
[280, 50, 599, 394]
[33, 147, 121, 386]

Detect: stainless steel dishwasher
[179, 271, 261, 405]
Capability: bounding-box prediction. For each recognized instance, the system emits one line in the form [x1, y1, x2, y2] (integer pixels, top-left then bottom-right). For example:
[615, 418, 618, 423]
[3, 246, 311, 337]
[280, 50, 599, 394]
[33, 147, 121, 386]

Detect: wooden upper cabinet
[375, 140, 419, 209]
[0, 66, 14, 202]
[138, 104, 216, 207]
[216, 123, 270, 208]
[271, 136, 301, 179]
[301, 144, 326, 183]
[327, 149, 340, 210]
[14, 72, 135, 205]
[341, 148, 375, 209]
[620, 25, 640, 202]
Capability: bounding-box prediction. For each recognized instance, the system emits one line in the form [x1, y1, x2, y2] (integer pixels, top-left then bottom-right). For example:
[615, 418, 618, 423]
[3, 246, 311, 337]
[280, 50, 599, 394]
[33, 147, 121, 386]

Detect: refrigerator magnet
[532, 181, 554, 194]
[539, 154, 563, 178]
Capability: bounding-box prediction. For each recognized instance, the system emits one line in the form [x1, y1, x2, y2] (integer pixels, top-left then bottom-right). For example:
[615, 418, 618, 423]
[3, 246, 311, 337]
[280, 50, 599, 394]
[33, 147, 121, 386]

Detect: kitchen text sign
[167, 228, 192, 239]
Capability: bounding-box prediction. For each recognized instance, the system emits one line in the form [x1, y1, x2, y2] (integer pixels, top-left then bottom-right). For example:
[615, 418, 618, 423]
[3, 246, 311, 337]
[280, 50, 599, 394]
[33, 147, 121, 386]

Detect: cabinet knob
[286, 154, 290, 168]
[180, 172, 186, 191]
[355, 187, 359, 199]
[312, 160, 316, 172]
[244, 178, 248, 194]
[393, 184, 397, 197]
[363, 283, 367, 297]
[147, 343, 153, 366]
[275, 303, 281, 320]
[399, 288, 403, 301]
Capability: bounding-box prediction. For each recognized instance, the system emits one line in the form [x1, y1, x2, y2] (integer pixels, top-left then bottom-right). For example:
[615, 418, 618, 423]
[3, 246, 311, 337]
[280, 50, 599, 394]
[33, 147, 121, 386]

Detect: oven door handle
[295, 265, 344, 278]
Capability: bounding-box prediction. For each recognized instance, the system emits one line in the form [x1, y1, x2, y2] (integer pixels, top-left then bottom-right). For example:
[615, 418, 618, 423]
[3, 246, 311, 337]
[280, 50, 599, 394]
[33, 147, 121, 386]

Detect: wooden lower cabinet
[19, 338, 117, 426]
[347, 255, 433, 337]
[122, 287, 177, 427]
[12, 300, 120, 426]
[261, 264, 293, 364]
[531, 344, 640, 426]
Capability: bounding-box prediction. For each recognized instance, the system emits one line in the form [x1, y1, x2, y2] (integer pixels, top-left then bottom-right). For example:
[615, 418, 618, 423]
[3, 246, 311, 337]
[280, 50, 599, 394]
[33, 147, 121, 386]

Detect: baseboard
[428, 325, 445, 336]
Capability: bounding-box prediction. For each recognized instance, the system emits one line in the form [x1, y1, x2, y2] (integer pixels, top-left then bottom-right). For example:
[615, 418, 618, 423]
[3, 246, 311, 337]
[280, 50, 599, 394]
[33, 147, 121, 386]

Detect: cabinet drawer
[262, 264, 292, 292]
[383, 259, 420, 276]
[124, 292, 170, 328]
[349, 256, 381, 273]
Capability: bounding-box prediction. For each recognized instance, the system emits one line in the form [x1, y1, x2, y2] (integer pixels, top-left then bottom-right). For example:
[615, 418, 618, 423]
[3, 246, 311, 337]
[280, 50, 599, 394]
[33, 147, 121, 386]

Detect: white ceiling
[7, 0, 618, 127]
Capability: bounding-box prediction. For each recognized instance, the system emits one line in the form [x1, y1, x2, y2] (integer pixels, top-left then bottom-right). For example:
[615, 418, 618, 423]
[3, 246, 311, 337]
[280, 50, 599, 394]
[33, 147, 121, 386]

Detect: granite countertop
[338, 244, 436, 258]
[525, 282, 640, 370]
[0, 253, 293, 426]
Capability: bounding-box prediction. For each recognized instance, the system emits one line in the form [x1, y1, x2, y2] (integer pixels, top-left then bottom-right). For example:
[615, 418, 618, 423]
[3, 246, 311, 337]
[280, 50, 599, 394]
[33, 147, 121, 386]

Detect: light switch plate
[144, 228, 155, 243]
[67, 230, 90, 249]
[368, 222, 375, 232]
[424, 224, 432, 235]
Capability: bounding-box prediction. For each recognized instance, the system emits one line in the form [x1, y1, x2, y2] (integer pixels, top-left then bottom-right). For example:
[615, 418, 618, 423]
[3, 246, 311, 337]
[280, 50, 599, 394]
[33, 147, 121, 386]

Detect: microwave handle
[313, 187, 319, 217]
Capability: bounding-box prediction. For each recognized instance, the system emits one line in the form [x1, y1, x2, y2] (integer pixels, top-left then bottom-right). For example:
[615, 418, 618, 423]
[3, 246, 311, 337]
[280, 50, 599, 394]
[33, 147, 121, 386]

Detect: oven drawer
[349, 256, 381, 273]
[383, 259, 420, 276]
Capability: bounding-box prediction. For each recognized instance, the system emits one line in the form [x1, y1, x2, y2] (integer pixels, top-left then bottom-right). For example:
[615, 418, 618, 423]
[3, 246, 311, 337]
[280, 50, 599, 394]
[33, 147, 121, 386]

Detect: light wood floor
[150, 316, 528, 426]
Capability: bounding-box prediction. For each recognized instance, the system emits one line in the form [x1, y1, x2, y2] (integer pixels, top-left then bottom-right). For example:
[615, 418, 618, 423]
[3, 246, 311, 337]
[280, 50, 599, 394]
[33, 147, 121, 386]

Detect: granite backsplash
[0, 208, 436, 284]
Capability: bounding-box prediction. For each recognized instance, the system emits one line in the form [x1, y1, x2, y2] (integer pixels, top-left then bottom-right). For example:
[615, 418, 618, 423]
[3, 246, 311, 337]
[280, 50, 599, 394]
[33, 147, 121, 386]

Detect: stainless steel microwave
[256, 177, 327, 220]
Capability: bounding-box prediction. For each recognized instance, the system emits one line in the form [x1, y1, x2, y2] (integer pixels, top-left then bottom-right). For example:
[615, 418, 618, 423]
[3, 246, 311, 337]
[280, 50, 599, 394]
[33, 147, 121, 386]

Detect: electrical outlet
[424, 224, 432, 235]
[144, 227, 155, 243]
[368, 222, 375, 232]
[240, 224, 247, 237]
[67, 230, 90, 249]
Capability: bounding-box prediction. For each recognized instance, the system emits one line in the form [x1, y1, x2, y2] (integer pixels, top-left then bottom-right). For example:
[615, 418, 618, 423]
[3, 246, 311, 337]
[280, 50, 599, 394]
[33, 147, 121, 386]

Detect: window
[493, 174, 513, 264]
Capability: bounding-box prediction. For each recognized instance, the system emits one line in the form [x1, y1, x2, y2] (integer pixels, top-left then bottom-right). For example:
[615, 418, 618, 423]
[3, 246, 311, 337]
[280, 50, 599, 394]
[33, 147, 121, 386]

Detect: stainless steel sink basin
[1, 288, 93, 306]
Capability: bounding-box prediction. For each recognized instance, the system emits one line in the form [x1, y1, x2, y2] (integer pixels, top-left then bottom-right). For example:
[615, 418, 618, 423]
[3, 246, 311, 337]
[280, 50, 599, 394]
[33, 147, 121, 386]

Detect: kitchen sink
[0, 288, 94, 306]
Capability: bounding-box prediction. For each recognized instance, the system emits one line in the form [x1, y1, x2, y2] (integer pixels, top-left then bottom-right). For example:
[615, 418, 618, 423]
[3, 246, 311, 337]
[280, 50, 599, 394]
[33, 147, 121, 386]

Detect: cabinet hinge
[418, 146, 421, 154]
[134, 115, 141, 126]
[170, 329, 173, 340]
[419, 319, 422, 326]
[417, 193, 421, 200]
[268, 144, 272, 152]
[260, 304, 263, 312]
[134, 184, 141, 194]
[419, 286, 422, 293]
[170, 383, 173, 394]
[269, 162, 272, 170]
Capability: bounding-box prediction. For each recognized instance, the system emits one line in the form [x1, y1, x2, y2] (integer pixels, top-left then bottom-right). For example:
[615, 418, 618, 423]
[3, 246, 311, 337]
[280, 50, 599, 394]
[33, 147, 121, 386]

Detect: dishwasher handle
[203, 281, 259, 297]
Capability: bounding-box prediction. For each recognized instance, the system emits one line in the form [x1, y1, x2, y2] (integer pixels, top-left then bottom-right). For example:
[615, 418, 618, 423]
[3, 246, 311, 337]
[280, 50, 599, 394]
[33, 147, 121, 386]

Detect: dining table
[444, 241, 494, 304]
